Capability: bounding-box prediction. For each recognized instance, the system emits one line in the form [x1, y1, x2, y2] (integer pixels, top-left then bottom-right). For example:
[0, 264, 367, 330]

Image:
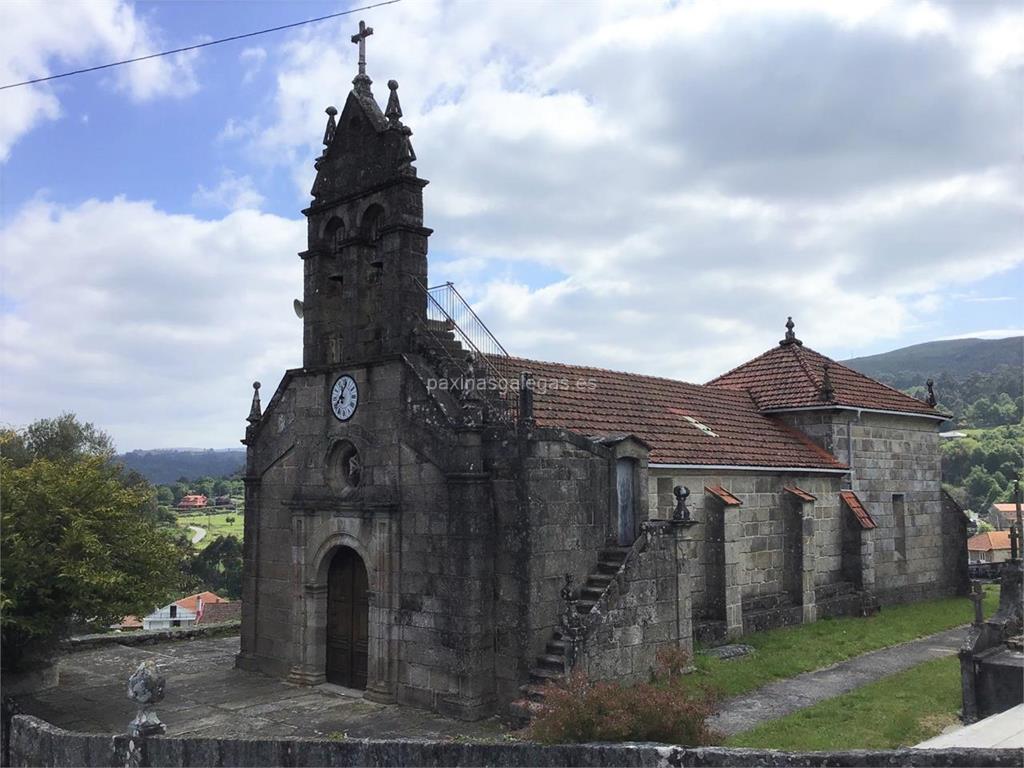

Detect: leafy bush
[527, 648, 720, 746]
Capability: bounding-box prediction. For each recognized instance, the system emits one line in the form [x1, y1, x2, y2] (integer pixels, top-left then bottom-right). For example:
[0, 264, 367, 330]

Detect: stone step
[529, 666, 563, 684]
[519, 683, 549, 703]
[580, 586, 604, 601]
[587, 573, 614, 587]
[742, 604, 803, 634]
[815, 581, 857, 600]
[537, 654, 564, 670]
[425, 318, 455, 333]
[546, 639, 566, 654]
[599, 548, 629, 562]
[574, 599, 596, 614]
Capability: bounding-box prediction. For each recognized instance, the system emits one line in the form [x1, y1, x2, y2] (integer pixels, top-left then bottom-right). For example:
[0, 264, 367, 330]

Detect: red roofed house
[177, 494, 208, 509]
[142, 591, 228, 631]
[967, 531, 1012, 564]
[238, 68, 969, 720]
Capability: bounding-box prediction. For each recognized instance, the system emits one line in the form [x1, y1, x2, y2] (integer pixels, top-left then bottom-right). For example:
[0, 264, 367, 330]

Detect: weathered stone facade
[239, 46, 967, 722]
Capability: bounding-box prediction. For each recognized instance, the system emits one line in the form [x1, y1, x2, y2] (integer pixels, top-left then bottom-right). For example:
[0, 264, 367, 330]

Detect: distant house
[177, 494, 208, 509]
[141, 590, 227, 630]
[213, 495, 235, 508]
[988, 503, 1021, 531]
[967, 531, 1012, 564]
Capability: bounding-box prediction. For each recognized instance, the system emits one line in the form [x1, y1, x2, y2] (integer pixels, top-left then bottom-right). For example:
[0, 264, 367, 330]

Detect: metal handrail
[415, 278, 518, 422]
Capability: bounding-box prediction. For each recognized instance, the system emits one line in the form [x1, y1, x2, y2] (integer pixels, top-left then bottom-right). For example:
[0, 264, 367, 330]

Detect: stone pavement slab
[14, 635, 507, 741]
[709, 626, 968, 736]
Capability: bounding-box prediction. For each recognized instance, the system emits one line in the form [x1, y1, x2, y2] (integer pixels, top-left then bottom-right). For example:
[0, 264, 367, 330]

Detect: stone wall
[6, 716, 1018, 768]
[647, 471, 843, 637]
[777, 410, 959, 607]
[581, 524, 690, 683]
[522, 430, 614, 663]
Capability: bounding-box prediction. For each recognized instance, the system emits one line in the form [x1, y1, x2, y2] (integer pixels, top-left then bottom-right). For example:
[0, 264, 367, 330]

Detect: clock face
[331, 375, 358, 421]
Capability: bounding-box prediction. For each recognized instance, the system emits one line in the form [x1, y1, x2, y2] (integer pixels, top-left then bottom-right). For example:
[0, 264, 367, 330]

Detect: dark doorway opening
[615, 458, 636, 546]
[326, 547, 369, 689]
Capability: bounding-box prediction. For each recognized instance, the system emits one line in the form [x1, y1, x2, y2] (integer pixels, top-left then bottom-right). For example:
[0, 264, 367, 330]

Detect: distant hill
[117, 448, 245, 485]
[842, 336, 1023, 388]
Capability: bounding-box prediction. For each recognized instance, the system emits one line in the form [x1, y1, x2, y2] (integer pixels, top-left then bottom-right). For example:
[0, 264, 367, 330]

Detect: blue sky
[1, 0, 1022, 450]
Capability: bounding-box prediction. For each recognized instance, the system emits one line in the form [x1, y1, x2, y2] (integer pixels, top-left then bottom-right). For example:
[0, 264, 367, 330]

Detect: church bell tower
[300, 21, 431, 368]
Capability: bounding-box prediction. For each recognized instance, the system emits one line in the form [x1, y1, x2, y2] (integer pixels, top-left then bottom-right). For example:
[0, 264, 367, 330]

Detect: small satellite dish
[293, 299, 304, 319]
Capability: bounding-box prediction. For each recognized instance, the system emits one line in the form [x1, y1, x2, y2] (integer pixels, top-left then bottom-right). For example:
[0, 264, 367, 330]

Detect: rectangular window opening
[892, 493, 907, 559]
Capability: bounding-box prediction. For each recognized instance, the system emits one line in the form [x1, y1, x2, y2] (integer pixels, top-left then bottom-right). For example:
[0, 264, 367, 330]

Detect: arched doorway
[326, 547, 369, 689]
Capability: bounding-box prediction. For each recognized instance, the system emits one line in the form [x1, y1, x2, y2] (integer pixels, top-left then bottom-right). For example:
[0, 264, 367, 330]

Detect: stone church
[237, 30, 968, 720]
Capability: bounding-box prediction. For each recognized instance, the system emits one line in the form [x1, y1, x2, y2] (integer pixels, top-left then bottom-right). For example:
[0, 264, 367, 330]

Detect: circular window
[328, 440, 362, 495]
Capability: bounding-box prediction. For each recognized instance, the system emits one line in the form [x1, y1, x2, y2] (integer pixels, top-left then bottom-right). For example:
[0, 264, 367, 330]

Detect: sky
[1, 0, 1022, 451]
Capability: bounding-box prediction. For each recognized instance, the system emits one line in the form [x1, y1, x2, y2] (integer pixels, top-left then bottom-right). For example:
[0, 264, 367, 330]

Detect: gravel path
[188, 525, 207, 544]
[709, 626, 968, 736]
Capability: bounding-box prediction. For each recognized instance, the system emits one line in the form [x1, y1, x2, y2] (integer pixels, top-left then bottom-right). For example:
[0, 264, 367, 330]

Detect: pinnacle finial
[926, 378, 937, 407]
[385, 80, 403, 127]
[247, 381, 262, 424]
[323, 106, 338, 146]
[780, 316, 802, 346]
[820, 363, 835, 402]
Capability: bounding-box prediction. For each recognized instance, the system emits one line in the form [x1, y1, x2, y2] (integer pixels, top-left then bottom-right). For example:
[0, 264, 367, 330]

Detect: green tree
[155, 485, 174, 506]
[190, 535, 243, 600]
[1, 456, 180, 671]
[1, 412, 113, 467]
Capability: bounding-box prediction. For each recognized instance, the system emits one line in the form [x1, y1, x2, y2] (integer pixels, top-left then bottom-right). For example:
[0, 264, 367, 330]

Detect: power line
[0, 0, 403, 92]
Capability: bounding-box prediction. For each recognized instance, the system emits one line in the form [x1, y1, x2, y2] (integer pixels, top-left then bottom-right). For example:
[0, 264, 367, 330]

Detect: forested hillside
[117, 448, 245, 484]
[842, 337, 1023, 428]
[843, 336, 1023, 516]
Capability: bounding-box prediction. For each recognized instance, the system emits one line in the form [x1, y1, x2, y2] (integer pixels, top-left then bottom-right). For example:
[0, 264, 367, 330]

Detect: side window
[361, 205, 384, 243]
[322, 217, 344, 251]
[892, 493, 907, 559]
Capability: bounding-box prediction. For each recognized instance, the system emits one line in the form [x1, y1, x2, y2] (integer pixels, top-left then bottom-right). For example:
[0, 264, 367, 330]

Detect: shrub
[527, 648, 720, 746]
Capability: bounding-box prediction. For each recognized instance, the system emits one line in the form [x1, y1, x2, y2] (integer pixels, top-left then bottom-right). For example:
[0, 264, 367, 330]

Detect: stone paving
[15, 636, 508, 741]
[709, 626, 968, 735]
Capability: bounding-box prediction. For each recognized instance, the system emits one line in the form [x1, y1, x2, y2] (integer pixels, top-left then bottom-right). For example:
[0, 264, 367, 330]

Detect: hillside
[117, 448, 245, 484]
[842, 336, 1023, 387]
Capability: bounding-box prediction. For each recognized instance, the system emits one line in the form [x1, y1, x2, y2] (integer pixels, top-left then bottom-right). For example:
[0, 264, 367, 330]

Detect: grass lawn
[689, 585, 999, 699]
[725, 655, 961, 749]
[175, 510, 244, 549]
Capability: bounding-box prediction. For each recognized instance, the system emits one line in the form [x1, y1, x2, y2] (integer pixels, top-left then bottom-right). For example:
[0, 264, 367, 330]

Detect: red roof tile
[706, 486, 743, 505]
[175, 591, 226, 614]
[707, 342, 945, 417]
[784, 485, 817, 503]
[840, 490, 877, 530]
[507, 356, 847, 471]
[967, 531, 1011, 552]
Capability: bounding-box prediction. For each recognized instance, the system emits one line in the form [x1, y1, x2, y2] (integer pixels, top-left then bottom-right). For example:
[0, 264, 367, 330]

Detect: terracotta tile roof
[175, 591, 226, 614]
[707, 342, 945, 417]
[967, 531, 1012, 552]
[196, 601, 241, 624]
[507, 356, 847, 471]
[706, 486, 743, 505]
[840, 490, 877, 530]
[784, 485, 817, 503]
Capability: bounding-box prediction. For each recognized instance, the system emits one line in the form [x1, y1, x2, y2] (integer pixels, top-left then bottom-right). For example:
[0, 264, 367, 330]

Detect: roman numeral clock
[331, 375, 359, 421]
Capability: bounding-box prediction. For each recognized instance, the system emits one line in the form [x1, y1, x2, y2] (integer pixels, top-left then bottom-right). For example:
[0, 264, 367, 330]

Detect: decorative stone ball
[325, 106, 338, 116]
[388, 80, 398, 90]
[127, 660, 165, 706]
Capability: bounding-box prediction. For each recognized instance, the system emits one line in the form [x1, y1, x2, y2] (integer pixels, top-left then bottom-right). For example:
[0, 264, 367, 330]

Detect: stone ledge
[61, 622, 241, 653]
[6, 715, 1020, 768]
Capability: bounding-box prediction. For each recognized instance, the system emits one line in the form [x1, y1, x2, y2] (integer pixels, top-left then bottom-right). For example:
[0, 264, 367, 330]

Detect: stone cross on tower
[351, 20, 374, 76]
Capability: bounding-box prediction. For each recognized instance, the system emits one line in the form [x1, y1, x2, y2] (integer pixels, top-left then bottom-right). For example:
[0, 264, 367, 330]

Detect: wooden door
[616, 458, 636, 546]
[326, 547, 369, 689]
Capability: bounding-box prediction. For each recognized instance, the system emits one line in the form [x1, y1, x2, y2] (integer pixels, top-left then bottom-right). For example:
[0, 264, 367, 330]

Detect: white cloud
[0, 197, 303, 449]
[226, 0, 1021, 382]
[192, 172, 266, 212]
[240, 46, 267, 83]
[0, 0, 199, 161]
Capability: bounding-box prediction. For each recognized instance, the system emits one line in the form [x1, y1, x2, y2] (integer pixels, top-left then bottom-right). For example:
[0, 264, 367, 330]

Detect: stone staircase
[509, 547, 630, 721]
